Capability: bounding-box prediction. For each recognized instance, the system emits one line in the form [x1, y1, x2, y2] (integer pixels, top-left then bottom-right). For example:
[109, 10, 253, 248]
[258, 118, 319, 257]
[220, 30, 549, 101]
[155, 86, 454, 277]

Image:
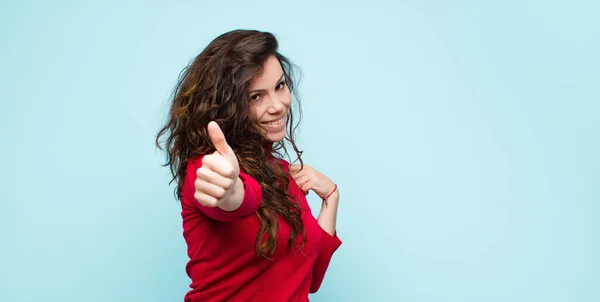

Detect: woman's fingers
[197, 166, 234, 189]
[202, 153, 236, 178]
[289, 164, 302, 173]
[195, 178, 227, 199]
[300, 180, 315, 193]
[290, 164, 311, 176]
[293, 174, 310, 188]
[194, 151, 238, 207]
[193, 191, 218, 207]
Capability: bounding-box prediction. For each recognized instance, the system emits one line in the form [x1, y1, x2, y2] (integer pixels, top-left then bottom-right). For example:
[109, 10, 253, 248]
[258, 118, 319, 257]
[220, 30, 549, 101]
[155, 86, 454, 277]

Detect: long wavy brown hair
[156, 29, 305, 259]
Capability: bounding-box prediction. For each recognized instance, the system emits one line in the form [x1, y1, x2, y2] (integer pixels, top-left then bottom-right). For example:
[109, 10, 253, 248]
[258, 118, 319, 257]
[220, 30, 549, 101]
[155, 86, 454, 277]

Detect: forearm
[218, 176, 245, 211]
[317, 190, 339, 236]
[311, 189, 342, 293]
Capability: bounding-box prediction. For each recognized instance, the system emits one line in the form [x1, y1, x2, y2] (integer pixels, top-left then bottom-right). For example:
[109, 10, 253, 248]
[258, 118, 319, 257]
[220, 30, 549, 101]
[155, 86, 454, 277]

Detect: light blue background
[1, 0, 598, 301]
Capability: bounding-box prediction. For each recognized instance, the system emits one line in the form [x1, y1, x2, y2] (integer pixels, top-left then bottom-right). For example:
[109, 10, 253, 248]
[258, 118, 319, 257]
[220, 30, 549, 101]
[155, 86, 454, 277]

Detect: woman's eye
[276, 81, 286, 90]
[250, 94, 261, 101]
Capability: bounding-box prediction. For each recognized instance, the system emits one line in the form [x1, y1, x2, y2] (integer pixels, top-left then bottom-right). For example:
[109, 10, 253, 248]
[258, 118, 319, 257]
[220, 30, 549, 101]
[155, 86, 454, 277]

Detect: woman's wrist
[322, 184, 338, 207]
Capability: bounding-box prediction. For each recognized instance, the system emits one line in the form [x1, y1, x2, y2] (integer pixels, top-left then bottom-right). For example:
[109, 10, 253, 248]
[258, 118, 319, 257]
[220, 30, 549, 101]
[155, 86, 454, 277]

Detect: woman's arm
[316, 189, 340, 235]
[310, 188, 342, 293]
[183, 156, 262, 221]
[289, 163, 340, 234]
[289, 163, 342, 292]
[182, 121, 262, 221]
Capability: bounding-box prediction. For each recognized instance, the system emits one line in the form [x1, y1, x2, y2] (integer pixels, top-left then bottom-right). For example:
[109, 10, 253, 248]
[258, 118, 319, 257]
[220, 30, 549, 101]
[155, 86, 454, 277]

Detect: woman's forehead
[248, 56, 284, 91]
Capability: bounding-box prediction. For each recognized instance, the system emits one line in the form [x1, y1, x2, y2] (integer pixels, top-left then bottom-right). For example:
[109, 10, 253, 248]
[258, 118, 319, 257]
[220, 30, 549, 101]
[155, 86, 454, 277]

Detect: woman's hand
[289, 164, 336, 199]
[194, 121, 241, 208]
[291, 163, 339, 235]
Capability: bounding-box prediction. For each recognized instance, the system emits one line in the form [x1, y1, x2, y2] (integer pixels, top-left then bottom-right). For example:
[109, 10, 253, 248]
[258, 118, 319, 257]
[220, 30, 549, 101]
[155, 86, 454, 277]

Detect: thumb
[289, 164, 302, 174]
[208, 121, 233, 156]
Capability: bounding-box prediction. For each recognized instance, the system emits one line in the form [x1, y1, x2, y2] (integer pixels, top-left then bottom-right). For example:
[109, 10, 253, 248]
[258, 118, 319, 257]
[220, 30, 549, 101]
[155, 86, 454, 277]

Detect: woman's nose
[267, 95, 285, 112]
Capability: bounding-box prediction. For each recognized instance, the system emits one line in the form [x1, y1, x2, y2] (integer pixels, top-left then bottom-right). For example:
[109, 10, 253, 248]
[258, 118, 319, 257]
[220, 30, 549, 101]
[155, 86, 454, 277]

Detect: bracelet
[322, 184, 338, 207]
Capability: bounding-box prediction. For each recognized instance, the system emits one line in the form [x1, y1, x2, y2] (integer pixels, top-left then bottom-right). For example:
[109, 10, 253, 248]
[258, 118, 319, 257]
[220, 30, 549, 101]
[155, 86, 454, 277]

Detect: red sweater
[180, 156, 342, 302]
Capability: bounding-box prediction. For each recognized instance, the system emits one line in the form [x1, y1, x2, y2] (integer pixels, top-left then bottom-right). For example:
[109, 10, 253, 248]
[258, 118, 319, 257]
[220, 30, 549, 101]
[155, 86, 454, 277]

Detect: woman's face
[248, 55, 292, 142]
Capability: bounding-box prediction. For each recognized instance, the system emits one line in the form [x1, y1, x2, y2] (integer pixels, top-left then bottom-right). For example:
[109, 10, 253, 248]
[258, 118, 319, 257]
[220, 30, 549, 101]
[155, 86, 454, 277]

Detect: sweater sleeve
[309, 227, 342, 293]
[182, 155, 262, 221]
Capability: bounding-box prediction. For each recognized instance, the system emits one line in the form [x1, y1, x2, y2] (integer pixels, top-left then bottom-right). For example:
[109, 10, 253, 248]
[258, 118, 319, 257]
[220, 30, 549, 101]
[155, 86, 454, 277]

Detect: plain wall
[1, 0, 598, 301]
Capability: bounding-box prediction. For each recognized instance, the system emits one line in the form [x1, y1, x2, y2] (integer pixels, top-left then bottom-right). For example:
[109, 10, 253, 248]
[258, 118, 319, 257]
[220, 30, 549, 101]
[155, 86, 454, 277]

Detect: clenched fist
[194, 121, 241, 208]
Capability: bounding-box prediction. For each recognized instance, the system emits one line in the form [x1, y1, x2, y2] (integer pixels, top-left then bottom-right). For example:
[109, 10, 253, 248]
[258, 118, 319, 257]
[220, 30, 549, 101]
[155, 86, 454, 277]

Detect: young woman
[156, 29, 341, 302]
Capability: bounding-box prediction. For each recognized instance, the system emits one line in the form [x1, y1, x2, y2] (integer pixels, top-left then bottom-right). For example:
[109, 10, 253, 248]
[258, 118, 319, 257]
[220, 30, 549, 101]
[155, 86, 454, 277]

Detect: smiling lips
[261, 115, 286, 126]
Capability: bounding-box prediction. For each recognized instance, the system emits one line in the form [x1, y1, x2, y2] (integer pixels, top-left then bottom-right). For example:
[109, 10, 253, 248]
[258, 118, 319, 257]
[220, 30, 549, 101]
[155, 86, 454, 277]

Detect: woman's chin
[264, 131, 287, 143]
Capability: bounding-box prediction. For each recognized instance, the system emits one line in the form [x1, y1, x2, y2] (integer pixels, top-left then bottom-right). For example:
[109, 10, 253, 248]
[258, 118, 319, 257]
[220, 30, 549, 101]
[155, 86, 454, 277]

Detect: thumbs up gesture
[194, 121, 241, 208]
